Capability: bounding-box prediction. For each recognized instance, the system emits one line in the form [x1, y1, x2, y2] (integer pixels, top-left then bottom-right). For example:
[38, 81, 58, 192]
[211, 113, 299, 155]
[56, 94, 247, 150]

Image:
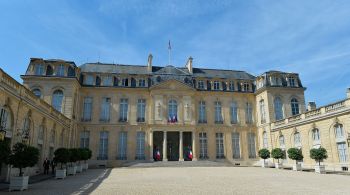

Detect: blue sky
[0, 0, 350, 106]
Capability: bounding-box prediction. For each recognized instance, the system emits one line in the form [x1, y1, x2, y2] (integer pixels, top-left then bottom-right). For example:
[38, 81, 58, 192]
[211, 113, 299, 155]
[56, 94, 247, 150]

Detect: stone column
[149, 131, 154, 161]
[179, 131, 184, 161]
[163, 131, 168, 161]
[192, 131, 197, 161]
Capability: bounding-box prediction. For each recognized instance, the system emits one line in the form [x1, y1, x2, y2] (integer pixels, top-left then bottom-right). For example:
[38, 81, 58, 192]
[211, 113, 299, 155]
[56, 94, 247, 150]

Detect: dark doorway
[153, 131, 164, 160]
[167, 132, 179, 161]
[183, 132, 192, 161]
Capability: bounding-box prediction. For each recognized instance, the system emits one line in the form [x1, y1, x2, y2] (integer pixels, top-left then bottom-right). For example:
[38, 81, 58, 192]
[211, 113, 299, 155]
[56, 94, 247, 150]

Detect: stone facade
[1, 56, 349, 173]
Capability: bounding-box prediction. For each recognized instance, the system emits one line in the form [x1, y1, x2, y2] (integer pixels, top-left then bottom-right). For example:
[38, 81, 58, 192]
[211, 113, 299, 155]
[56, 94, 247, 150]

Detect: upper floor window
[288, 76, 296, 87]
[56, 65, 65, 76]
[198, 101, 206, 123]
[80, 131, 90, 148]
[82, 97, 93, 121]
[32, 89, 41, 98]
[243, 82, 249, 92]
[229, 81, 235, 91]
[262, 131, 268, 148]
[312, 128, 320, 142]
[137, 99, 146, 122]
[103, 76, 112, 86]
[35, 64, 45, 75]
[138, 79, 146, 87]
[245, 102, 253, 124]
[67, 66, 75, 77]
[197, 80, 204, 89]
[274, 97, 283, 120]
[121, 78, 128, 87]
[214, 101, 223, 123]
[85, 75, 94, 85]
[294, 132, 301, 147]
[259, 100, 266, 124]
[291, 98, 299, 116]
[0, 107, 11, 131]
[119, 98, 128, 122]
[52, 90, 64, 112]
[335, 124, 344, 139]
[168, 100, 178, 123]
[113, 77, 119, 86]
[230, 102, 238, 124]
[100, 97, 111, 122]
[213, 81, 220, 90]
[46, 65, 53, 76]
[271, 76, 281, 86]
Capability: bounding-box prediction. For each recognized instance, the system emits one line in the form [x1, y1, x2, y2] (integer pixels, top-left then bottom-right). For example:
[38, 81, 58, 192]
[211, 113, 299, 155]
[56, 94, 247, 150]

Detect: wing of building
[1, 55, 350, 180]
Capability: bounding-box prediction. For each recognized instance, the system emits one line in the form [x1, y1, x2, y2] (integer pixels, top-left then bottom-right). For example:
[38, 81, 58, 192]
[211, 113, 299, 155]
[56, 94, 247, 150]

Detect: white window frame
[82, 97, 93, 121]
[274, 97, 284, 120]
[248, 133, 256, 158]
[136, 132, 145, 160]
[198, 80, 204, 89]
[52, 90, 64, 112]
[56, 65, 65, 76]
[98, 131, 108, 160]
[230, 102, 238, 124]
[137, 99, 146, 122]
[80, 131, 90, 148]
[35, 64, 45, 75]
[213, 81, 220, 90]
[199, 132, 208, 159]
[232, 132, 240, 159]
[119, 98, 128, 122]
[198, 101, 206, 123]
[216, 132, 224, 159]
[117, 131, 128, 160]
[100, 97, 111, 122]
[214, 101, 223, 123]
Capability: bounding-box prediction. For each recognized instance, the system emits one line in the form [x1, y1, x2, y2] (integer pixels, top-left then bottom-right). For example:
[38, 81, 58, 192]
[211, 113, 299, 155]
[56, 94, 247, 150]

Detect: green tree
[8, 143, 39, 176]
[258, 148, 270, 164]
[271, 148, 285, 163]
[68, 148, 79, 166]
[310, 147, 328, 166]
[0, 140, 11, 165]
[54, 148, 70, 169]
[287, 148, 303, 166]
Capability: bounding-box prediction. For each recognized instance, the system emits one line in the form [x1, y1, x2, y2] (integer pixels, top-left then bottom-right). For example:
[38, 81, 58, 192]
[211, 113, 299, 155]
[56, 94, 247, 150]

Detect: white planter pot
[83, 163, 88, 170]
[55, 169, 66, 179]
[9, 176, 29, 191]
[293, 164, 302, 171]
[275, 162, 283, 169]
[315, 165, 326, 174]
[261, 161, 269, 168]
[76, 165, 83, 173]
[67, 166, 77, 175]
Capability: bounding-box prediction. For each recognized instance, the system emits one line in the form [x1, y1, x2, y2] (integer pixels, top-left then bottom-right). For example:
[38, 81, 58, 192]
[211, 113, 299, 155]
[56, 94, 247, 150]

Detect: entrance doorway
[183, 132, 192, 161]
[167, 132, 179, 161]
[153, 131, 164, 160]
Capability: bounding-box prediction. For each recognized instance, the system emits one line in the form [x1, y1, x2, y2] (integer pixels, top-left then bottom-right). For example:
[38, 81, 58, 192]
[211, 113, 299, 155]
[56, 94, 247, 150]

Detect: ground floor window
[248, 133, 256, 158]
[117, 131, 128, 160]
[337, 142, 348, 163]
[136, 132, 145, 160]
[98, 131, 109, 160]
[232, 132, 240, 159]
[216, 132, 224, 159]
[199, 132, 208, 159]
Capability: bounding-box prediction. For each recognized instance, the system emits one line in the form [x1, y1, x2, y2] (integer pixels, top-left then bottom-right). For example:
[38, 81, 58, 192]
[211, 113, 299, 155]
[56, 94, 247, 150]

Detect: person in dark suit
[43, 158, 50, 174]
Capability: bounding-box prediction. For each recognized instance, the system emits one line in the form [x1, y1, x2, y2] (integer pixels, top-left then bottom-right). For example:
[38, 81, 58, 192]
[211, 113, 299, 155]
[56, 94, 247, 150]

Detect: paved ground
[3, 165, 350, 195]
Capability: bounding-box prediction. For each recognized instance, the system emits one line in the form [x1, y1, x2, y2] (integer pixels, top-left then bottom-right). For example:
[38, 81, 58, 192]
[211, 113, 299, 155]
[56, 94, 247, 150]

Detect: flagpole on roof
[168, 40, 171, 65]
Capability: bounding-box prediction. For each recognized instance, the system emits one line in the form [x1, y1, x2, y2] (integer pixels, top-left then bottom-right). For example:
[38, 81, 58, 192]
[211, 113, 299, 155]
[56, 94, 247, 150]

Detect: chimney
[307, 102, 316, 111]
[147, 54, 153, 72]
[186, 56, 193, 74]
[347, 88, 350, 99]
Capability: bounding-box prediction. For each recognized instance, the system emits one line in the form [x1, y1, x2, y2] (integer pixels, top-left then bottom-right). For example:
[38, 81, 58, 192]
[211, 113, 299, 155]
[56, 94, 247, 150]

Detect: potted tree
[54, 148, 70, 179]
[271, 148, 285, 169]
[67, 148, 78, 176]
[310, 147, 328, 174]
[81, 148, 91, 170]
[287, 148, 303, 171]
[258, 148, 270, 168]
[8, 143, 39, 191]
[76, 148, 83, 173]
[0, 139, 11, 173]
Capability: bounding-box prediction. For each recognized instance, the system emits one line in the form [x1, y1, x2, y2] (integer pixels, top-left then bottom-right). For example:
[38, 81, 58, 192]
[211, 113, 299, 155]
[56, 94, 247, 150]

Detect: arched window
[274, 97, 283, 120]
[291, 98, 299, 116]
[294, 132, 301, 147]
[335, 124, 344, 139]
[279, 135, 285, 147]
[0, 106, 11, 132]
[96, 76, 101, 86]
[312, 128, 320, 142]
[67, 66, 75, 77]
[168, 100, 177, 122]
[46, 65, 53, 76]
[56, 65, 65, 76]
[259, 100, 266, 123]
[22, 117, 31, 140]
[130, 78, 136, 87]
[32, 89, 41, 98]
[113, 77, 119, 86]
[52, 90, 64, 112]
[263, 131, 268, 148]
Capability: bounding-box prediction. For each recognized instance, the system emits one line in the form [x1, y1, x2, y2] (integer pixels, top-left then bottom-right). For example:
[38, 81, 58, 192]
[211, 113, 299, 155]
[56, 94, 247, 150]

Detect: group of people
[153, 146, 193, 161]
[43, 158, 56, 175]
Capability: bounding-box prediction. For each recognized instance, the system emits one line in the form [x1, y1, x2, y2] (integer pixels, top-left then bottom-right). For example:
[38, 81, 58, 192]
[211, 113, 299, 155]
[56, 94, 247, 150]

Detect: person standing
[43, 158, 50, 174]
[51, 158, 56, 175]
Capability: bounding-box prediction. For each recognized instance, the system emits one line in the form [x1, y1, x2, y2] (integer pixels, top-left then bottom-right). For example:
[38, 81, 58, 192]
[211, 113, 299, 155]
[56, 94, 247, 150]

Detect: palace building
[1, 55, 350, 179]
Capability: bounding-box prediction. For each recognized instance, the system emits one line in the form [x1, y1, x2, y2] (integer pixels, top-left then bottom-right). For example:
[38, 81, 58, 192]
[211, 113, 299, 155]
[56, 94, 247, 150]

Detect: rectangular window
[100, 97, 111, 122]
[232, 132, 240, 159]
[103, 76, 112, 86]
[80, 131, 90, 148]
[197, 80, 204, 89]
[335, 125, 344, 139]
[0, 108, 9, 131]
[243, 82, 249, 92]
[216, 133, 224, 159]
[213, 81, 220, 90]
[137, 99, 146, 122]
[198, 101, 207, 123]
[288, 77, 296, 87]
[82, 97, 93, 121]
[117, 131, 127, 160]
[98, 131, 108, 160]
[138, 79, 146, 87]
[136, 132, 145, 160]
[119, 98, 128, 122]
[245, 103, 253, 124]
[229, 81, 235, 91]
[85, 75, 94, 85]
[248, 133, 256, 158]
[199, 132, 208, 159]
[57, 65, 65, 76]
[35, 64, 44, 75]
[260, 100, 266, 124]
[337, 142, 348, 163]
[230, 102, 238, 124]
[121, 78, 128, 87]
[215, 101, 223, 124]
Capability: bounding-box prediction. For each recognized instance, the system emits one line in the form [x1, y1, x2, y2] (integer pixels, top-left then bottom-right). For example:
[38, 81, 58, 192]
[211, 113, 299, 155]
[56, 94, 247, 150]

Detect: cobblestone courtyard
[3, 166, 350, 195]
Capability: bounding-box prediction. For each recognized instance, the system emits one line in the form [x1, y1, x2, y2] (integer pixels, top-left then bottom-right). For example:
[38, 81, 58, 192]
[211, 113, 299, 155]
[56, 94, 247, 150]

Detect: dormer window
[138, 79, 146, 87]
[197, 80, 204, 89]
[121, 78, 128, 87]
[85, 75, 94, 85]
[288, 76, 296, 87]
[56, 65, 65, 76]
[32, 89, 41, 98]
[243, 82, 249, 92]
[35, 64, 45, 75]
[103, 76, 112, 86]
[229, 81, 235, 91]
[213, 81, 220, 90]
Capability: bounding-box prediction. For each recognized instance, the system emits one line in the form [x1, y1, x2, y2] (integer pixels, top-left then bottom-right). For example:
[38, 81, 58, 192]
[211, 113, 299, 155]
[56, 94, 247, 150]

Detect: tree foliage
[271, 148, 285, 163]
[0, 140, 11, 165]
[287, 148, 303, 162]
[258, 149, 270, 160]
[8, 143, 39, 176]
[54, 148, 70, 169]
[310, 147, 328, 166]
